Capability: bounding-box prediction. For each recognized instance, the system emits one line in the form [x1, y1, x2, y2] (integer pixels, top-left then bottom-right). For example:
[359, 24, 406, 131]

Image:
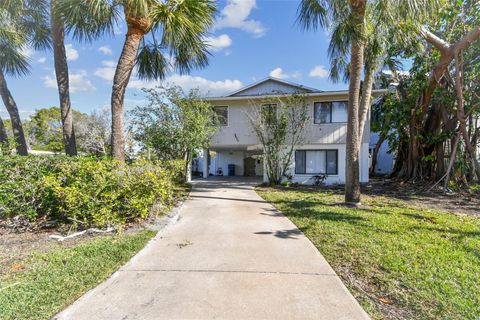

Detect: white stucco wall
[201, 91, 373, 184]
[210, 151, 245, 176]
[209, 96, 370, 149]
[286, 143, 369, 185]
[369, 132, 394, 174]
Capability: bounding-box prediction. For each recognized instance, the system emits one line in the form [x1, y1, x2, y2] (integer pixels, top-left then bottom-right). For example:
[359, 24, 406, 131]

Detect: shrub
[0, 156, 184, 227]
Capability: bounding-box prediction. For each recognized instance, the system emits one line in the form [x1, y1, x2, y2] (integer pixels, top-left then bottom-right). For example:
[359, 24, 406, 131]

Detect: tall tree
[61, 0, 216, 161]
[0, 72, 28, 155]
[297, 0, 436, 204]
[130, 85, 218, 181]
[297, 0, 367, 204]
[51, 0, 77, 155]
[0, 1, 50, 155]
[246, 93, 310, 185]
[0, 7, 29, 155]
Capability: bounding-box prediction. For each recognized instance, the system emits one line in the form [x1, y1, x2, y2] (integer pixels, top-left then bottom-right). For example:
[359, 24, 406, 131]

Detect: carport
[201, 145, 265, 181]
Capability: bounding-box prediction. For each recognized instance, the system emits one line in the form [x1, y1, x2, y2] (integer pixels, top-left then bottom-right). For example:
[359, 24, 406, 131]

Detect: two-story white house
[198, 77, 385, 185]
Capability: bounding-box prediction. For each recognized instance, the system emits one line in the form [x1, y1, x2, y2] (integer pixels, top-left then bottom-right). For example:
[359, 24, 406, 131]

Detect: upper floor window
[261, 103, 277, 124]
[214, 106, 228, 126]
[313, 101, 348, 124]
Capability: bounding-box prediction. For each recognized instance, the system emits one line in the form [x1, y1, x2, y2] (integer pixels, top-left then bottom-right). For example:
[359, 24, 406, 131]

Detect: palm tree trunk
[51, 3, 77, 156]
[345, 42, 364, 204]
[358, 67, 374, 141]
[0, 71, 28, 155]
[345, 0, 366, 204]
[111, 27, 144, 161]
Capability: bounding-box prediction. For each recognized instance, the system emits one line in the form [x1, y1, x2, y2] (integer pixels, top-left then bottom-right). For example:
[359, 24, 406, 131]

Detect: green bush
[0, 156, 184, 226]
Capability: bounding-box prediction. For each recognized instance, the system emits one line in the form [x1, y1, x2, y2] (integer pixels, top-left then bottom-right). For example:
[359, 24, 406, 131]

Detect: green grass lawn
[0, 230, 156, 320]
[257, 187, 480, 320]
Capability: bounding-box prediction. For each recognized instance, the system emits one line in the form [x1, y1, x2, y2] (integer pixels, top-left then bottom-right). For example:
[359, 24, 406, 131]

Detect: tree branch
[420, 27, 450, 53]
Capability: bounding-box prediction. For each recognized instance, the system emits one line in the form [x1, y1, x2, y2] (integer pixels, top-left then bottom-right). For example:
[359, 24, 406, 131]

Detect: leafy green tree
[246, 93, 309, 185]
[130, 85, 217, 181]
[379, 1, 480, 186]
[23, 107, 110, 156]
[60, 0, 216, 161]
[26, 107, 65, 152]
[0, 1, 49, 155]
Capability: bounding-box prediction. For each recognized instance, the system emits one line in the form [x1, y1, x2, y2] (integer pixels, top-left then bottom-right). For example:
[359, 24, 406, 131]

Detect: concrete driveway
[55, 177, 369, 320]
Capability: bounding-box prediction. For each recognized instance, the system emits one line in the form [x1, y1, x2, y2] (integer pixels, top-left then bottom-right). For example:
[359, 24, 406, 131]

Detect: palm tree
[297, 0, 366, 204]
[0, 1, 49, 156]
[60, 0, 216, 161]
[297, 0, 436, 204]
[51, 0, 77, 156]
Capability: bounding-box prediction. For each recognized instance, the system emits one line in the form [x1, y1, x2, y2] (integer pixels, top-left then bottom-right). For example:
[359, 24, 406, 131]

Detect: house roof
[206, 89, 389, 102]
[225, 77, 322, 97]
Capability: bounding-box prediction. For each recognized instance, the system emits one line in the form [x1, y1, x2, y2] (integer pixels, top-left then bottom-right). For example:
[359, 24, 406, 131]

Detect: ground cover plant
[257, 187, 480, 319]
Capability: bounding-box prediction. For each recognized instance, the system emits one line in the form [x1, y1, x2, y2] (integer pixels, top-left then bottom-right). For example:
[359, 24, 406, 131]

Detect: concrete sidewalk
[55, 177, 369, 320]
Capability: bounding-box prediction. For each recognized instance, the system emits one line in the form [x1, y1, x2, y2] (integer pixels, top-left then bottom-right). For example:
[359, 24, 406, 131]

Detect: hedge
[0, 156, 184, 227]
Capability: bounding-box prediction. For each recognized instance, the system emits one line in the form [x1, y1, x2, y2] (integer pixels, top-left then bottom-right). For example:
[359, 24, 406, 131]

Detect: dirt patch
[271, 178, 480, 217]
[0, 227, 89, 276]
[0, 199, 185, 277]
[362, 178, 480, 217]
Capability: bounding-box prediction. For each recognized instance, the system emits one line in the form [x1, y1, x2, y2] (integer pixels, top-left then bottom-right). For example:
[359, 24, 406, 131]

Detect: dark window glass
[214, 106, 228, 126]
[295, 150, 306, 174]
[314, 102, 332, 124]
[326, 150, 338, 174]
[295, 150, 338, 175]
[261, 104, 277, 124]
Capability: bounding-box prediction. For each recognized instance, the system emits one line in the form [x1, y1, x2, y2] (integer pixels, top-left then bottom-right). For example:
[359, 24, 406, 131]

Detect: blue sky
[3, 0, 347, 120]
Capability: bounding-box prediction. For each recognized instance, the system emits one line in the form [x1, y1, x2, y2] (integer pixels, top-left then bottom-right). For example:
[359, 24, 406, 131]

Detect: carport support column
[203, 148, 209, 178]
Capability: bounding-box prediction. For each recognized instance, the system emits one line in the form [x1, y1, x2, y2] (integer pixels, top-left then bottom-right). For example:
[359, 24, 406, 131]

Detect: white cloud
[42, 70, 95, 93]
[309, 65, 329, 79]
[269, 67, 301, 80]
[204, 34, 232, 52]
[269, 67, 288, 79]
[94, 67, 115, 81]
[37, 57, 47, 64]
[101, 60, 116, 68]
[98, 45, 113, 56]
[65, 44, 79, 61]
[94, 60, 117, 81]
[128, 74, 243, 97]
[215, 0, 266, 38]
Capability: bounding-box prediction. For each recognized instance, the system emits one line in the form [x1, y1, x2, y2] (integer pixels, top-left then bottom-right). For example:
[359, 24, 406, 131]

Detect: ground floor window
[295, 150, 338, 175]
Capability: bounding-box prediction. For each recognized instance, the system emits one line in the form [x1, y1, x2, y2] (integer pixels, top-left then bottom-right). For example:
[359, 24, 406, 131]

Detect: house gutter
[204, 89, 388, 102]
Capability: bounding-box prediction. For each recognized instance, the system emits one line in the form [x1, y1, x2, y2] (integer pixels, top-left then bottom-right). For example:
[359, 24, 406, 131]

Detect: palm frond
[296, 0, 329, 31]
[0, 44, 30, 76]
[151, 0, 216, 75]
[58, 0, 118, 42]
[136, 42, 170, 80]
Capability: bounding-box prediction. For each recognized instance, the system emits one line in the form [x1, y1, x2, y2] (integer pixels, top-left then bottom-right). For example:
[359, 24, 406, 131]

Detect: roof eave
[205, 89, 388, 102]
